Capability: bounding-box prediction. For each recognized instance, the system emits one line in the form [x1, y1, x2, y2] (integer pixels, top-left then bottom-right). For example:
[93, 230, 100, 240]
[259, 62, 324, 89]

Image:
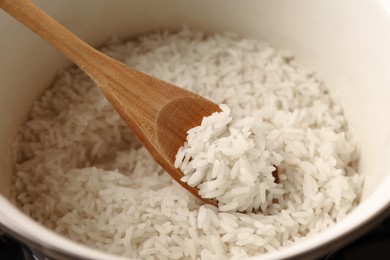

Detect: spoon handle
[0, 0, 185, 146]
[0, 0, 108, 79]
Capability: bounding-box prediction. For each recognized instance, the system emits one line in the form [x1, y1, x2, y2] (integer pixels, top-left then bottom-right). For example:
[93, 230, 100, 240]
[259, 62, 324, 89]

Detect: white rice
[175, 104, 282, 212]
[12, 28, 363, 259]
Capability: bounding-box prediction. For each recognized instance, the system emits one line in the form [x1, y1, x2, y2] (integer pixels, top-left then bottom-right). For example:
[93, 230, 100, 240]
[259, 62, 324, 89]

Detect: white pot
[1, 0, 390, 259]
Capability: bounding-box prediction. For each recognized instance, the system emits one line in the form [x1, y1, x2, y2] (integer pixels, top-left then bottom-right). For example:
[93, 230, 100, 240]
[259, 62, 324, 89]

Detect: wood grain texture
[0, 0, 220, 206]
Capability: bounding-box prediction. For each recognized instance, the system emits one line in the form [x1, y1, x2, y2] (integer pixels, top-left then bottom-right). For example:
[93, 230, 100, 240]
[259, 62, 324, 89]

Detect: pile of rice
[175, 104, 282, 213]
[12, 28, 363, 259]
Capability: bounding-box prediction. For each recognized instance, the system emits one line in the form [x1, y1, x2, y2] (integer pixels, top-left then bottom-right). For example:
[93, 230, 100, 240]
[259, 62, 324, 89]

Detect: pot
[1, 0, 390, 259]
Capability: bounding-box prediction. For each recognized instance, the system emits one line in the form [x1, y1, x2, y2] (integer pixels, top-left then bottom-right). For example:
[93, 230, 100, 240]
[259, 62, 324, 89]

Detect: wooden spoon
[0, 0, 219, 206]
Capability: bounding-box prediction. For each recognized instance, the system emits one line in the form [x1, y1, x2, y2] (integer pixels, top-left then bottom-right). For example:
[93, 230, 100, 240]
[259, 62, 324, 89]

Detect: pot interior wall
[1, 0, 390, 258]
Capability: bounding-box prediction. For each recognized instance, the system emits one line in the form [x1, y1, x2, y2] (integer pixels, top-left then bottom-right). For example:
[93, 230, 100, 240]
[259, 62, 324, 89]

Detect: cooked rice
[12, 28, 363, 259]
